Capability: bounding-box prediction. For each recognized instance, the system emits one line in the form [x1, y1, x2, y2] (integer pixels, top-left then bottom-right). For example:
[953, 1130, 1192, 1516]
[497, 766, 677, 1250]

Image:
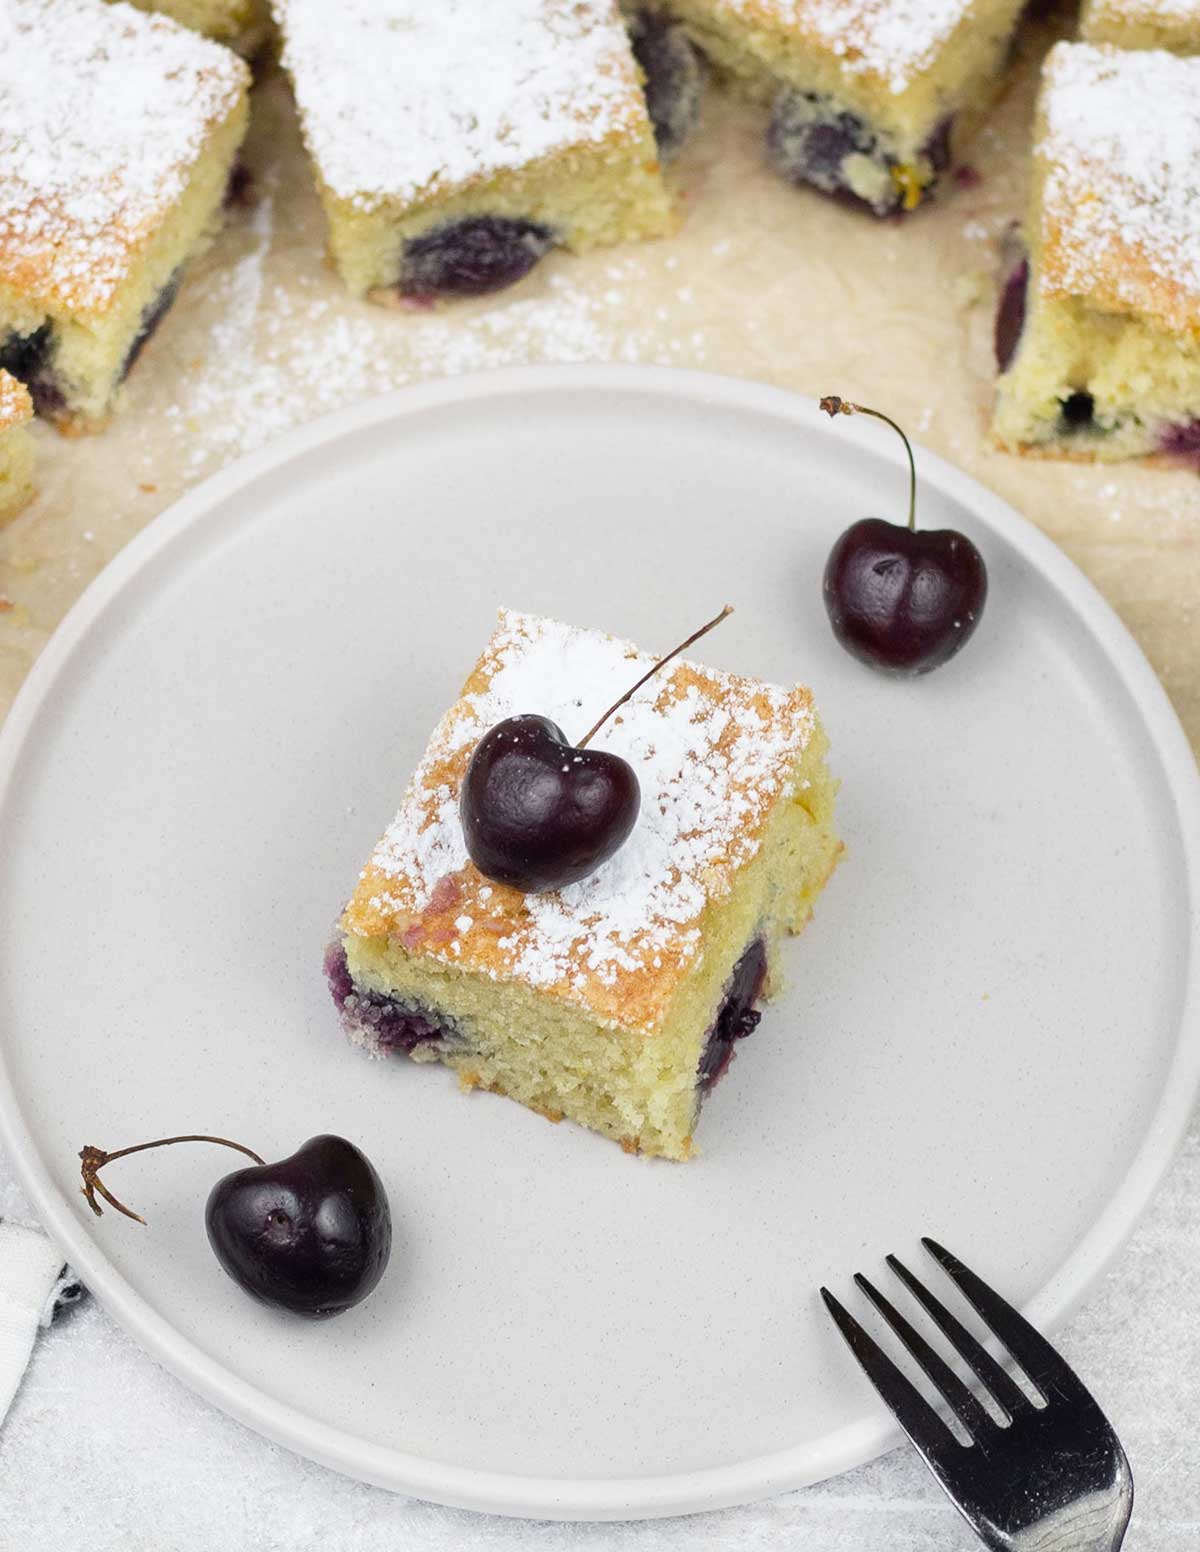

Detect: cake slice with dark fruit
[327, 609, 841, 1160]
[0, 370, 34, 522]
[993, 43, 1200, 462]
[0, 0, 249, 432]
[275, 0, 676, 302]
[664, 0, 1029, 215]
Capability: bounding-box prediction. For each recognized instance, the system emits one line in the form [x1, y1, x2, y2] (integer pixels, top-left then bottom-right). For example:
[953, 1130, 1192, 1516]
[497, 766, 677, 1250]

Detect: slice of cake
[327, 610, 841, 1161]
[665, 0, 1029, 215]
[111, 0, 273, 56]
[1079, 0, 1200, 54]
[992, 43, 1200, 463]
[0, 371, 34, 523]
[0, 0, 250, 432]
[273, 0, 677, 301]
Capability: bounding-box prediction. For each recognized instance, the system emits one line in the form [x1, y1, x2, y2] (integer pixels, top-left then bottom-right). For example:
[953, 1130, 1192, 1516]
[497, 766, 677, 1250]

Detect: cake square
[0, 371, 34, 524]
[328, 610, 841, 1161]
[0, 0, 250, 432]
[273, 0, 677, 300]
[110, 0, 273, 56]
[664, 0, 1029, 214]
[992, 43, 1200, 462]
[1079, 0, 1200, 54]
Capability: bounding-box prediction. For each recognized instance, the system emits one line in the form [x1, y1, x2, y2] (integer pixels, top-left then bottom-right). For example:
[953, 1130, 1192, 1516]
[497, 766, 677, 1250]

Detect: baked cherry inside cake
[993, 43, 1200, 463]
[0, 0, 249, 431]
[327, 610, 841, 1160]
[275, 0, 676, 302]
[663, 0, 1029, 215]
[0, 370, 34, 523]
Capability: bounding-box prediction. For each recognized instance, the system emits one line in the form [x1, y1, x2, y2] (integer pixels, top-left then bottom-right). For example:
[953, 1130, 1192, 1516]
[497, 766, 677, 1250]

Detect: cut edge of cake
[273, 0, 676, 299]
[992, 41, 1200, 464]
[0, 0, 251, 431]
[0, 370, 34, 523]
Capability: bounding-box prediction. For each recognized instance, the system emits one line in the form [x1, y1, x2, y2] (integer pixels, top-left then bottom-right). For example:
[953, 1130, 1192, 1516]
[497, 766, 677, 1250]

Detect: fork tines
[822, 1238, 1089, 1452]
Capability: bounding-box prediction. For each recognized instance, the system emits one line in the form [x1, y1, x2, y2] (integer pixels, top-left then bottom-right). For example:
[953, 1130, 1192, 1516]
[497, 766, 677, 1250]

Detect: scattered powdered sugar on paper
[1038, 42, 1200, 322]
[151, 188, 705, 480]
[276, 0, 647, 208]
[750, 0, 975, 94]
[0, 0, 248, 312]
[352, 611, 814, 1024]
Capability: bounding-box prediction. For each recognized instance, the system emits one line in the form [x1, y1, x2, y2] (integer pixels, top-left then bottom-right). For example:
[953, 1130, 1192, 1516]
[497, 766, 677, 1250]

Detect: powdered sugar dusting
[0, 372, 32, 432]
[347, 611, 816, 1029]
[0, 0, 248, 313]
[275, 0, 649, 209]
[1038, 42, 1200, 320]
[741, 0, 974, 94]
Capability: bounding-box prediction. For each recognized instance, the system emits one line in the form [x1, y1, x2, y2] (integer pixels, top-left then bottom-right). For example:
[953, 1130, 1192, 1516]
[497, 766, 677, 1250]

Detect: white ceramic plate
[1, 366, 1197, 1520]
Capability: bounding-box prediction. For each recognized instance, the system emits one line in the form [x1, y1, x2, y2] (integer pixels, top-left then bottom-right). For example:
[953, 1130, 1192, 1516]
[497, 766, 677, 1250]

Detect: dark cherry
[994, 255, 1029, 373]
[1060, 391, 1095, 430]
[628, 9, 703, 161]
[1159, 418, 1200, 467]
[461, 714, 640, 893]
[120, 271, 182, 382]
[819, 397, 987, 676]
[697, 938, 768, 1093]
[79, 1131, 392, 1318]
[461, 606, 733, 894]
[206, 1136, 391, 1317]
[400, 216, 556, 300]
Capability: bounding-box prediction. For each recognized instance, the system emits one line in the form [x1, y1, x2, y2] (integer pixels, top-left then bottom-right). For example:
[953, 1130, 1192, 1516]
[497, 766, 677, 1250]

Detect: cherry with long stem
[79, 1134, 266, 1225]
[576, 603, 733, 749]
[820, 395, 917, 532]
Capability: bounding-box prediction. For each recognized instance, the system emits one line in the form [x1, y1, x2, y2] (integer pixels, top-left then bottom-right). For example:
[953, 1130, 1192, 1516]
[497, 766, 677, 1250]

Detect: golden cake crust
[343, 611, 817, 1035]
[0, 0, 249, 316]
[676, 0, 980, 94]
[275, 0, 655, 213]
[1035, 43, 1200, 336]
[0, 370, 32, 432]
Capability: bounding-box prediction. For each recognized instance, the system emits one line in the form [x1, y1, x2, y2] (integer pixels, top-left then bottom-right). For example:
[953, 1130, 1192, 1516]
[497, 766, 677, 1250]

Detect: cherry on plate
[818, 396, 987, 676]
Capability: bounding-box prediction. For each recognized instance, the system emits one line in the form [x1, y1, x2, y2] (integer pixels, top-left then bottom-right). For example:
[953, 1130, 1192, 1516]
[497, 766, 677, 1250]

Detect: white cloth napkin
[0, 1221, 70, 1424]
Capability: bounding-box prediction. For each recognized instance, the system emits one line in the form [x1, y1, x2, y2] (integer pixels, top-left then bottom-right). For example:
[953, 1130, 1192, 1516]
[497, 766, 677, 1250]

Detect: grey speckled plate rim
[0, 364, 1196, 1521]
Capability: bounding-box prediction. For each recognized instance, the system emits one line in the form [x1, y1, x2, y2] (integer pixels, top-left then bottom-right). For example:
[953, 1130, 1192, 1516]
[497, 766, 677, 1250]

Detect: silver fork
[821, 1238, 1133, 1552]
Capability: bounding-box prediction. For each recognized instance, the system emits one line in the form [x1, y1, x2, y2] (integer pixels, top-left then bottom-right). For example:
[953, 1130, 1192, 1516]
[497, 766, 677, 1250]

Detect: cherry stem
[576, 605, 734, 749]
[78, 1134, 266, 1226]
[819, 395, 917, 533]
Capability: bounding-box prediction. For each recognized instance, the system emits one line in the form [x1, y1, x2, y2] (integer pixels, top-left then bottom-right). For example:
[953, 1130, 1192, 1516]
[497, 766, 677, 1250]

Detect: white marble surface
[1, 1122, 1197, 1551]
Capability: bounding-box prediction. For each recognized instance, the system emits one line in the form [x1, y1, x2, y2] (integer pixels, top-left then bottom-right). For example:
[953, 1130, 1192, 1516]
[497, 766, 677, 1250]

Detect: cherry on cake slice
[663, 0, 1029, 215]
[109, 0, 273, 57]
[0, 371, 34, 523]
[1079, 0, 1200, 54]
[327, 610, 841, 1161]
[0, 0, 250, 432]
[273, 0, 677, 302]
[993, 43, 1200, 463]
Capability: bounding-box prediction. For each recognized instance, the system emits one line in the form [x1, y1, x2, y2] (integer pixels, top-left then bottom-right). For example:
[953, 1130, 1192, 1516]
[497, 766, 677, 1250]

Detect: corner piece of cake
[0, 0, 250, 432]
[1078, 0, 1200, 55]
[663, 0, 1029, 215]
[992, 43, 1200, 463]
[327, 610, 841, 1161]
[273, 0, 677, 302]
[0, 371, 34, 523]
[111, 0, 273, 57]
